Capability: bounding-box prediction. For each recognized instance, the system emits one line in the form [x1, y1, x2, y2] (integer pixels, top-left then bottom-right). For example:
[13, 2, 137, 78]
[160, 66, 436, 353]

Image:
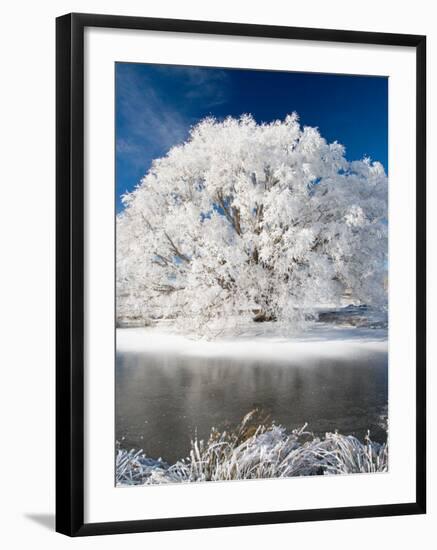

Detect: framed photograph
[56, 13, 426, 536]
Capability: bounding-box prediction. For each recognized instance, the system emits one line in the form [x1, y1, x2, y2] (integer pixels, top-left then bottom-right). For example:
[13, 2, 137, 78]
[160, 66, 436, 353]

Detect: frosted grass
[116, 410, 388, 486]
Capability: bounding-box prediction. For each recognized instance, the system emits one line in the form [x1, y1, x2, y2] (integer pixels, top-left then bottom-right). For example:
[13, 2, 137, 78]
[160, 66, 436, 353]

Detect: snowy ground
[117, 321, 387, 361]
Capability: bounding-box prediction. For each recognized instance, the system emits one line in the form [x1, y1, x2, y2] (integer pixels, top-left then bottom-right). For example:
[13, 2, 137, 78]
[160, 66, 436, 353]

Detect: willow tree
[116, 114, 387, 335]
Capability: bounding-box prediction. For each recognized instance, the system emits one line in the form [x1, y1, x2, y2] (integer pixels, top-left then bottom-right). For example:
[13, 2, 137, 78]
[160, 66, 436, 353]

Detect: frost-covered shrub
[117, 114, 387, 335]
[116, 410, 388, 486]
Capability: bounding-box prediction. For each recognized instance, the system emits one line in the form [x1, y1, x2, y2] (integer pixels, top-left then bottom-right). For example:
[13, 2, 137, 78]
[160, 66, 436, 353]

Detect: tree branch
[164, 232, 191, 263]
[216, 191, 242, 236]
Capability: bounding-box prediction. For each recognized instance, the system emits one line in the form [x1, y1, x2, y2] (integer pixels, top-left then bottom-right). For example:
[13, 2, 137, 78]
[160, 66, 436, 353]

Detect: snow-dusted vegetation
[116, 410, 388, 486]
[116, 114, 387, 337]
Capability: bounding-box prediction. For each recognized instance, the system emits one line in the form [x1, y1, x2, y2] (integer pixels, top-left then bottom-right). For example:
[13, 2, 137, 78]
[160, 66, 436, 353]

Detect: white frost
[116, 419, 388, 486]
[117, 324, 387, 361]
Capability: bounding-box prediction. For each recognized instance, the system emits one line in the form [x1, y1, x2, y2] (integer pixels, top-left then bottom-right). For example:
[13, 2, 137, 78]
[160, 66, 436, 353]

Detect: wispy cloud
[156, 65, 230, 107]
[116, 64, 230, 172]
[116, 66, 189, 170]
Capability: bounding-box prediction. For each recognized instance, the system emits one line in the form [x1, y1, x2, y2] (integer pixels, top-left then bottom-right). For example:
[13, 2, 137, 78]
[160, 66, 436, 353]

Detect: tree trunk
[252, 310, 276, 322]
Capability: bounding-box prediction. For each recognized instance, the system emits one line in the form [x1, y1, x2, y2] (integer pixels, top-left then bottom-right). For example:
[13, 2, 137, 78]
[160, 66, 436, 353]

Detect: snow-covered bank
[116, 323, 387, 361]
[116, 413, 388, 486]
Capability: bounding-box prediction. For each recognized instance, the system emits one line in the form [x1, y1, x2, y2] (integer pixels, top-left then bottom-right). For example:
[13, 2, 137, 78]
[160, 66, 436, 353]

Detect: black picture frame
[56, 12, 426, 537]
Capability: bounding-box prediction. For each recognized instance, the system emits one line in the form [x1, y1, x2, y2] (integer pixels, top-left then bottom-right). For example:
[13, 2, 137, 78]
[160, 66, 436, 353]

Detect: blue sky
[116, 63, 388, 212]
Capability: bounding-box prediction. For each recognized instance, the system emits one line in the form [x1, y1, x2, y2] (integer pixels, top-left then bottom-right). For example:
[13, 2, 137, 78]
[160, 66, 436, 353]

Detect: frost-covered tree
[117, 114, 387, 334]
